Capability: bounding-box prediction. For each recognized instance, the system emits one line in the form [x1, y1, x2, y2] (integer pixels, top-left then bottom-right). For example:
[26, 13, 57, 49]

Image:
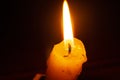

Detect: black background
[1, 0, 120, 80]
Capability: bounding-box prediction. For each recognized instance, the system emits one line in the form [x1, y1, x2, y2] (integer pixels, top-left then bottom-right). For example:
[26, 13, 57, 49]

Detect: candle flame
[63, 0, 74, 48]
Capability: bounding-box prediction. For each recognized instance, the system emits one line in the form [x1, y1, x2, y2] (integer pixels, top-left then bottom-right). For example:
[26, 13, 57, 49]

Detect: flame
[63, 0, 74, 48]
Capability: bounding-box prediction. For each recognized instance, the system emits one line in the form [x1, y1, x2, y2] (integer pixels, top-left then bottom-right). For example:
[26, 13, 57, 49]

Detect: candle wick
[68, 43, 71, 54]
[64, 43, 71, 57]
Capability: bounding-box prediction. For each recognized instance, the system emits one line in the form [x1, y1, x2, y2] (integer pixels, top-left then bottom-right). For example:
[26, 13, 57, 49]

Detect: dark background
[1, 0, 120, 80]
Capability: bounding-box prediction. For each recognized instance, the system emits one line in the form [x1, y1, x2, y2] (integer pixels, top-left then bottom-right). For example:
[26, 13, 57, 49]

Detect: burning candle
[46, 0, 87, 80]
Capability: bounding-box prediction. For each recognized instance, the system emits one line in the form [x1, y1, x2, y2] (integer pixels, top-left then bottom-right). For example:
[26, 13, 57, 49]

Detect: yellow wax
[46, 38, 87, 80]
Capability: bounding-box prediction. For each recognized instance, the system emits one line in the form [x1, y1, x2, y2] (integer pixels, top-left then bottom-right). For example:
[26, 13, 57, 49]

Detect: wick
[64, 43, 71, 57]
[68, 43, 71, 54]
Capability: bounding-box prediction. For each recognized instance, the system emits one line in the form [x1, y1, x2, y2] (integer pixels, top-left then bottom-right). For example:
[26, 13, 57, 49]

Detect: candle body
[46, 38, 87, 80]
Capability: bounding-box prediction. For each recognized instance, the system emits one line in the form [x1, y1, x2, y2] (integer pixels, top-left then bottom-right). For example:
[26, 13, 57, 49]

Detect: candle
[46, 0, 87, 80]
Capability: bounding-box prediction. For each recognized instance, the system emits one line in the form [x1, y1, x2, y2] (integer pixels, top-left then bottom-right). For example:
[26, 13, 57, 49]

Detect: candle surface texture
[46, 38, 87, 80]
